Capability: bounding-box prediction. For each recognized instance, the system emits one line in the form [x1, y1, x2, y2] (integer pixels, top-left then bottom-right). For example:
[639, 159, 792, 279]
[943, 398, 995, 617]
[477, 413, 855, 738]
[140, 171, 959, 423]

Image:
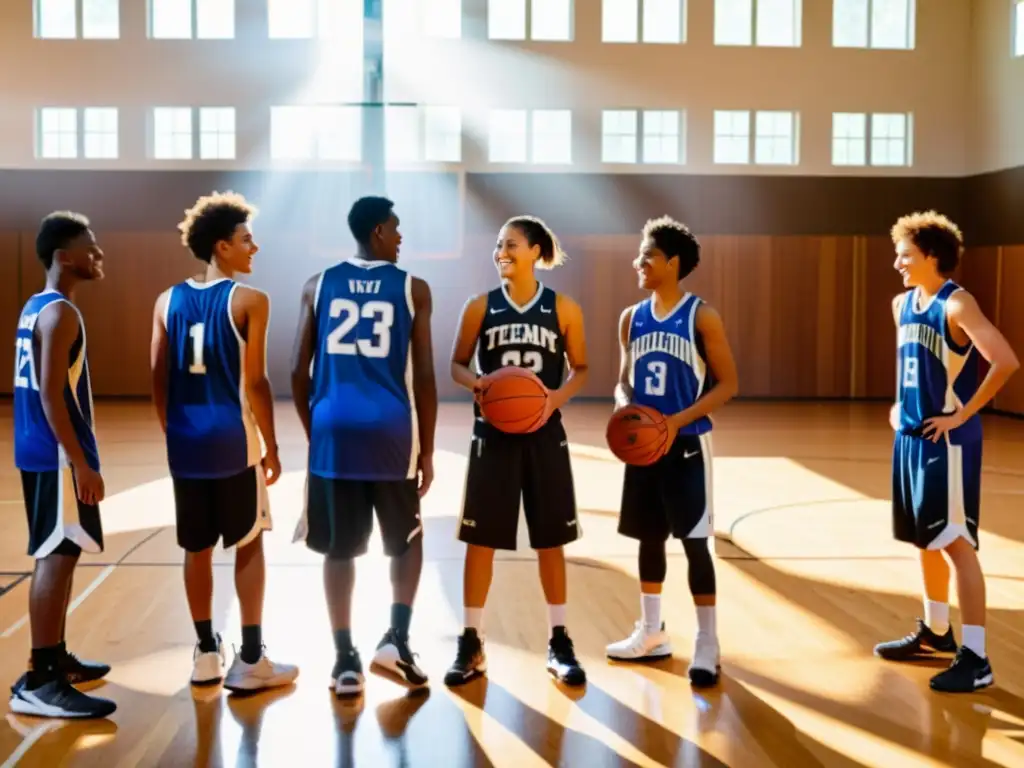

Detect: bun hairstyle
[504, 215, 567, 270]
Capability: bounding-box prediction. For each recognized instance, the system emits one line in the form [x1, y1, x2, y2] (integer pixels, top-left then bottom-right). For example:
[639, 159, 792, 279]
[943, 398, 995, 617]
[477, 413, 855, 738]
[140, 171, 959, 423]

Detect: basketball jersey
[309, 258, 417, 481]
[628, 293, 712, 436]
[896, 281, 981, 445]
[164, 278, 261, 479]
[474, 283, 566, 424]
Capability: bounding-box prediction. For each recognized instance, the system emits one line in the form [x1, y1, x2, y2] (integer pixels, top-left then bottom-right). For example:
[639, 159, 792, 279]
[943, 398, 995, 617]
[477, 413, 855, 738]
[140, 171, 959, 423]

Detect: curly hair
[642, 215, 700, 280]
[178, 191, 258, 263]
[890, 210, 963, 275]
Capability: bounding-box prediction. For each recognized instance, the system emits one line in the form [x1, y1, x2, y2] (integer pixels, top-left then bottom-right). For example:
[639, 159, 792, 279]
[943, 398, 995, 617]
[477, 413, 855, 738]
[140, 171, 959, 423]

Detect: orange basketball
[606, 404, 670, 466]
[479, 366, 549, 434]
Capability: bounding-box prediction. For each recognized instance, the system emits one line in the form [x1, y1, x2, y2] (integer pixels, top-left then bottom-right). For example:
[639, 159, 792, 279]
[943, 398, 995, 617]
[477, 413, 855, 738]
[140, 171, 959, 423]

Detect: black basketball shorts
[459, 418, 580, 551]
[619, 432, 714, 542]
[172, 466, 272, 553]
[21, 467, 104, 558]
[298, 474, 422, 559]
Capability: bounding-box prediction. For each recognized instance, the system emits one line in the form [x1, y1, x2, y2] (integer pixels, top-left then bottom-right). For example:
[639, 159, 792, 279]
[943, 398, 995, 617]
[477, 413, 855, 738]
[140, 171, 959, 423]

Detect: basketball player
[874, 211, 1018, 693]
[604, 216, 738, 688]
[9, 212, 116, 719]
[290, 196, 437, 696]
[150, 192, 298, 692]
[445, 215, 588, 688]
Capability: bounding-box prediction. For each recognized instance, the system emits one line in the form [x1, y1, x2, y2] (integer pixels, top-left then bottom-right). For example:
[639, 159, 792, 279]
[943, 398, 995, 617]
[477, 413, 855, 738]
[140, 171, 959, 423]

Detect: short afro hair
[504, 215, 567, 269]
[642, 216, 700, 280]
[890, 210, 963, 275]
[348, 196, 395, 247]
[36, 211, 91, 269]
[177, 191, 257, 264]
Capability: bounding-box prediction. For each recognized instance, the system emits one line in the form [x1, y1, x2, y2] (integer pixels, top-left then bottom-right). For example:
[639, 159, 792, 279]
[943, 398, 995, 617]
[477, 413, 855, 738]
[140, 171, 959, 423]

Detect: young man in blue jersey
[10, 211, 116, 719]
[606, 216, 738, 689]
[151, 192, 298, 693]
[290, 196, 438, 696]
[874, 211, 1018, 693]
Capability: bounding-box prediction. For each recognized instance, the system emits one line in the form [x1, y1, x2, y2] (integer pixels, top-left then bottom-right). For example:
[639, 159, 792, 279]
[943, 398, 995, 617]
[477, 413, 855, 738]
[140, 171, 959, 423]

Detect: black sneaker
[547, 628, 586, 686]
[332, 649, 365, 696]
[443, 629, 487, 687]
[9, 677, 117, 719]
[874, 619, 957, 661]
[371, 629, 428, 688]
[60, 648, 111, 685]
[930, 647, 994, 693]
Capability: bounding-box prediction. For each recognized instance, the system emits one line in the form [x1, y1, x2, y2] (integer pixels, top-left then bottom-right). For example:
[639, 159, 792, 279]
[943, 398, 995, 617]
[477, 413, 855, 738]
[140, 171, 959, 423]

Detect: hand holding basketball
[606, 404, 671, 466]
[478, 366, 550, 434]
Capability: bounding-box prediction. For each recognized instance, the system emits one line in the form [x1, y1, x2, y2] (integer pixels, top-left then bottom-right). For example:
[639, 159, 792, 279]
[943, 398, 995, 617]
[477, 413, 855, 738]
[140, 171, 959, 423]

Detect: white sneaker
[606, 621, 672, 662]
[191, 635, 226, 686]
[688, 632, 721, 688]
[223, 649, 299, 694]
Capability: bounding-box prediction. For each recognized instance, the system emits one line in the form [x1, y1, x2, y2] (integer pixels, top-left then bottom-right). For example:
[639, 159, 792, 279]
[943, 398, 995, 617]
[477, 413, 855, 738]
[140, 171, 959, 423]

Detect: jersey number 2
[501, 350, 543, 373]
[14, 338, 38, 390]
[644, 361, 667, 396]
[327, 299, 394, 358]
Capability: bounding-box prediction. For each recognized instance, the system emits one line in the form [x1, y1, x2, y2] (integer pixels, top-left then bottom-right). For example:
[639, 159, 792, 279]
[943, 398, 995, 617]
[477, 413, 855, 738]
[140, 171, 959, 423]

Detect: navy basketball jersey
[474, 283, 566, 421]
[309, 258, 417, 481]
[896, 281, 981, 445]
[629, 293, 712, 436]
[14, 291, 100, 472]
[164, 278, 261, 478]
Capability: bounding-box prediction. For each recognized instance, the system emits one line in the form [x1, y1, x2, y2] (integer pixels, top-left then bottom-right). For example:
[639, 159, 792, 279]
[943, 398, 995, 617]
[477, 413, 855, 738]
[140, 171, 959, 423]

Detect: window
[715, 0, 800, 46]
[425, 107, 462, 162]
[754, 111, 797, 165]
[713, 110, 750, 164]
[423, 0, 462, 38]
[831, 112, 912, 166]
[36, 0, 119, 38]
[489, 0, 526, 39]
[1015, 1, 1024, 57]
[83, 108, 118, 159]
[151, 0, 234, 39]
[833, 0, 915, 50]
[270, 106, 362, 161]
[642, 110, 684, 163]
[602, 0, 684, 43]
[268, 0, 362, 38]
[488, 0, 572, 40]
[602, 110, 638, 163]
[384, 106, 462, 163]
[489, 109, 528, 162]
[37, 108, 78, 159]
[199, 108, 236, 159]
[531, 110, 572, 164]
[153, 107, 193, 160]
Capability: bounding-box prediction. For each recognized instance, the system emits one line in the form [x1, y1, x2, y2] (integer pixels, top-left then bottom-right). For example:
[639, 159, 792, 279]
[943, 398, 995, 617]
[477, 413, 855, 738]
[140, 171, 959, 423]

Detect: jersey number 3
[327, 299, 394, 358]
[644, 361, 667, 396]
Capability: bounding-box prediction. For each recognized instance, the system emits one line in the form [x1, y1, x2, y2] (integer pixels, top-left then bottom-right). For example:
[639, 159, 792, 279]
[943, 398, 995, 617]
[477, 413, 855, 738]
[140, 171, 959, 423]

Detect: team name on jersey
[631, 330, 699, 367]
[18, 313, 38, 332]
[348, 279, 382, 294]
[899, 323, 944, 361]
[483, 323, 559, 353]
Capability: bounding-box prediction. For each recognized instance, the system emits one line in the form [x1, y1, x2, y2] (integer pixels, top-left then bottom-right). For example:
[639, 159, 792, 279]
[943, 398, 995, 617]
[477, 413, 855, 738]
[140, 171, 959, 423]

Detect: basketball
[479, 366, 549, 434]
[606, 404, 670, 466]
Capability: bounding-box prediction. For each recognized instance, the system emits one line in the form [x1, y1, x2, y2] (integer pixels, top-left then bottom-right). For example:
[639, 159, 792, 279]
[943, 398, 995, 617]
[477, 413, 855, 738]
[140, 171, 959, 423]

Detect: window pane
[424, 106, 462, 162]
[152, 0, 193, 38]
[38, 108, 78, 158]
[84, 108, 118, 159]
[386, 106, 421, 163]
[318, 106, 362, 160]
[642, 110, 680, 163]
[488, 109, 528, 163]
[833, 0, 867, 47]
[270, 106, 314, 159]
[531, 109, 571, 164]
[531, 0, 572, 40]
[423, 0, 461, 37]
[154, 107, 193, 159]
[489, 0, 526, 39]
[757, 0, 799, 46]
[602, 110, 637, 163]
[268, 0, 314, 37]
[871, 0, 913, 49]
[37, 0, 76, 38]
[83, 0, 120, 38]
[197, 0, 234, 38]
[643, 0, 681, 43]
[714, 0, 752, 45]
[754, 111, 795, 164]
[603, 0, 638, 42]
[713, 110, 749, 163]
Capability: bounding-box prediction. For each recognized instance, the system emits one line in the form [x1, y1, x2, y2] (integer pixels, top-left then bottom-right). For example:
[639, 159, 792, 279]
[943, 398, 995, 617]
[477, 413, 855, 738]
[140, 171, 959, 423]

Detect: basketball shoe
[371, 629, 428, 688]
[606, 621, 672, 662]
[191, 633, 226, 686]
[688, 632, 720, 688]
[9, 676, 116, 719]
[11, 644, 111, 694]
[547, 627, 586, 686]
[930, 647, 994, 693]
[223, 648, 299, 694]
[443, 629, 487, 687]
[333, 648, 365, 696]
[874, 619, 958, 661]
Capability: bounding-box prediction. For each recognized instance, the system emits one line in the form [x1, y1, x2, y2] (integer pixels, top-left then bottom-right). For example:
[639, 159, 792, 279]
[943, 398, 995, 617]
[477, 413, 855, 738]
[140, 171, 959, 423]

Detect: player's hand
[262, 451, 282, 486]
[471, 375, 490, 407]
[417, 453, 434, 498]
[889, 403, 900, 431]
[73, 464, 105, 505]
[922, 410, 965, 443]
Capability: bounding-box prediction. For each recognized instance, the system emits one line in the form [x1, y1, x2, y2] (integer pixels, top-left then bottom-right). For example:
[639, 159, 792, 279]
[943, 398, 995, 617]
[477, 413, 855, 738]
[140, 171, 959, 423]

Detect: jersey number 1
[189, 323, 207, 375]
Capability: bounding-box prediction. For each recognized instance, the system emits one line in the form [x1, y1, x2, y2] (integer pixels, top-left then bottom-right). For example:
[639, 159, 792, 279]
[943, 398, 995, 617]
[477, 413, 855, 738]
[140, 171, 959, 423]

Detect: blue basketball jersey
[164, 278, 261, 478]
[896, 281, 981, 445]
[629, 293, 712, 436]
[309, 258, 417, 481]
[13, 291, 100, 472]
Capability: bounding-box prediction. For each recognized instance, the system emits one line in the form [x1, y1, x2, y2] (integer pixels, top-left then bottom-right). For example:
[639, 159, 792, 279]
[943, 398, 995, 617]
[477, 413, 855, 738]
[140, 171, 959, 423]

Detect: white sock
[464, 607, 483, 632]
[548, 604, 567, 631]
[696, 605, 717, 638]
[962, 624, 986, 658]
[924, 600, 950, 635]
[641, 593, 662, 633]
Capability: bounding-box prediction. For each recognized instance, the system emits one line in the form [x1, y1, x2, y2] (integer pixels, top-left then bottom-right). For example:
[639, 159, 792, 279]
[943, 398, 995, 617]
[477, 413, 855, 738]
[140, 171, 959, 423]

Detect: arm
[410, 277, 438, 496]
[449, 294, 487, 393]
[150, 289, 170, 433]
[889, 294, 905, 429]
[289, 274, 319, 442]
[549, 294, 589, 410]
[38, 303, 104, 504]
[613, 305, 635, 408]
[238, 287, 282, 484]
[923, 291, 1019, 439]
[667, 305, 739, 431]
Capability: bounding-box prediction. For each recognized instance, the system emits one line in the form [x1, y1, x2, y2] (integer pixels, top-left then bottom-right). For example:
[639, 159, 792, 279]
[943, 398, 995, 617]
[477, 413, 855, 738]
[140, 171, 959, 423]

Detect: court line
[0, 575, 30, 600]
[0, 718, 64, 768]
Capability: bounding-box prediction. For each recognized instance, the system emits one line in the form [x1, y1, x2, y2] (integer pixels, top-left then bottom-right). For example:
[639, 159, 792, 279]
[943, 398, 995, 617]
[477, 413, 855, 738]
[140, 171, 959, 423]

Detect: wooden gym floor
[1, 400, 1023, 768]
